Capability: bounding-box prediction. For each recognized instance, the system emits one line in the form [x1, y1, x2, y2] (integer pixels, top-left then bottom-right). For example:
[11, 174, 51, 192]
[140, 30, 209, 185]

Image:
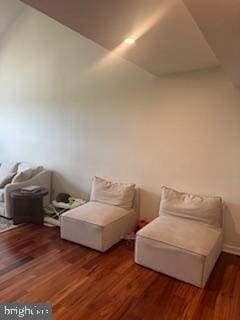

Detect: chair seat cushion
[61, 201, 137, 252]
[61, 201, 133, 227]
[135, 216, 223, 287]
[137, 215, 222, 257]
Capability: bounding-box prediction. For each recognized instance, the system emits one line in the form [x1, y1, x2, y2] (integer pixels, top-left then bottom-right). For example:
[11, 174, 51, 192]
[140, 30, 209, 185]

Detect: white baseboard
[223, 244, 240, 256]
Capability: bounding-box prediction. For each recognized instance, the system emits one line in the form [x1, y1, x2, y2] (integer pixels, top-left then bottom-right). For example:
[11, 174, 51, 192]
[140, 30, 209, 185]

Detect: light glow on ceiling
[124, 37, 136, 45]
[86, 4, 169, 73]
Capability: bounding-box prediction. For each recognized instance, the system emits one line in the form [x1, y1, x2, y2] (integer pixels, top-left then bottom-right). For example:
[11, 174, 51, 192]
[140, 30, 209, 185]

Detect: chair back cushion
[12, 168, 33, 183]
[18, 163, 43, 177]
[159, 186, 222, 228]
[0, 162, 18, 187]
[90, 176, 135, 210]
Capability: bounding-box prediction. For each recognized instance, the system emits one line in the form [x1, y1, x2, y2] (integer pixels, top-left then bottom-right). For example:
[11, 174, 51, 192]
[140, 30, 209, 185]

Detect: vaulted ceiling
[1, 0, 240, 87]
[183, 0, 240, 87]
[19, 0, 219, 76]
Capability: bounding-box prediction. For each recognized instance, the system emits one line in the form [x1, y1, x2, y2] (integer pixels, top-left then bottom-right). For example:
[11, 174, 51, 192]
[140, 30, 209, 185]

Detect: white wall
[0, 0, 25, 40]
[0, 7, 240, 253]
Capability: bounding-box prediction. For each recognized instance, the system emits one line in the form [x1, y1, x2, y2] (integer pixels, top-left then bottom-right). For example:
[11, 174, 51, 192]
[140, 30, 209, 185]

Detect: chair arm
[4, 170, 52, 218]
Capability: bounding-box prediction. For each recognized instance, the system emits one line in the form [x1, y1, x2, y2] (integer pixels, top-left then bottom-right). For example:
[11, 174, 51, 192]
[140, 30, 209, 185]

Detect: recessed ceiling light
[124, 37, 136, 44]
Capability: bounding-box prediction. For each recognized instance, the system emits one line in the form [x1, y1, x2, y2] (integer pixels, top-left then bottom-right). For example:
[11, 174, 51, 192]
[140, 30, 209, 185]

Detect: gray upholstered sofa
[0, 162, 51, 218]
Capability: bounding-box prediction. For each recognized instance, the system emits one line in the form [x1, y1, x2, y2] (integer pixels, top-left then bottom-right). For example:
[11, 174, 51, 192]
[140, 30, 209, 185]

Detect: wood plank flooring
[0, 224, 239, 320]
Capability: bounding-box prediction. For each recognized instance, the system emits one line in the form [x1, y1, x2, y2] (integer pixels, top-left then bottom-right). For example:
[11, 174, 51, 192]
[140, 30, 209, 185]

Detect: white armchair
[61, 176, 137, 252]
[0, 162, 51, 218]
[135, 186, 223, 288]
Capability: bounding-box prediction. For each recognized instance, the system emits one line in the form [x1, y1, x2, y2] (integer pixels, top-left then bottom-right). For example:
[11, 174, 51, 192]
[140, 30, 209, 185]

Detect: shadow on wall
[139, 189, 161, 221]
[52, 171, 88, 201]
[224, 204, 240, 248]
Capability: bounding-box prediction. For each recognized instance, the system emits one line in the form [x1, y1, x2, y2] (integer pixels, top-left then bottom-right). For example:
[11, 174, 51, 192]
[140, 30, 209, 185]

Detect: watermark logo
[0, 304, 52, 319]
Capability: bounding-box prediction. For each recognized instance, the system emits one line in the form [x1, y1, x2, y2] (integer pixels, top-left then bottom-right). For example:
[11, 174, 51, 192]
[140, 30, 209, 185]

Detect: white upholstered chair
[61, 176, 137, 252]
[135, 186, 223, 288]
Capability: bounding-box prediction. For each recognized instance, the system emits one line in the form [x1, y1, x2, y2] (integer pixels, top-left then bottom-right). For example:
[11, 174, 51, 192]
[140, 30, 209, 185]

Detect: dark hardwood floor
[0, 224, 239, 320]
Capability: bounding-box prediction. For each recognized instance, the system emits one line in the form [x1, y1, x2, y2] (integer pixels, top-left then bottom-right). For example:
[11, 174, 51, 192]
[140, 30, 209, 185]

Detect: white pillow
[32, 166, 43, 176]
[0, 162, 18, 187]
[0, 172, 16, 188]
[17, 162, 31, 172]
[18, 163, 43, 177]
[90, 176, 136, 210]
[12, 168, 33, 183]
[159, 186, 222, 228]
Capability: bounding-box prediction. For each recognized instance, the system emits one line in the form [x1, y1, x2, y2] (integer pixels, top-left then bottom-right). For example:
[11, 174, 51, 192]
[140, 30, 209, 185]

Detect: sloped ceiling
[1, 0, 240, 87]
[20, 0, 219, 76]
[0, 0, 25, 39]
[183, 0, 240, 87]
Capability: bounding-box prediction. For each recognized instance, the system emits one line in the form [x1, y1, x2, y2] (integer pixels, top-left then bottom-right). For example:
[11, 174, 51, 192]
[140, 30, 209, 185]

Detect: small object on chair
[68, 197, 75, 205]
[56, 193, 71, 203]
